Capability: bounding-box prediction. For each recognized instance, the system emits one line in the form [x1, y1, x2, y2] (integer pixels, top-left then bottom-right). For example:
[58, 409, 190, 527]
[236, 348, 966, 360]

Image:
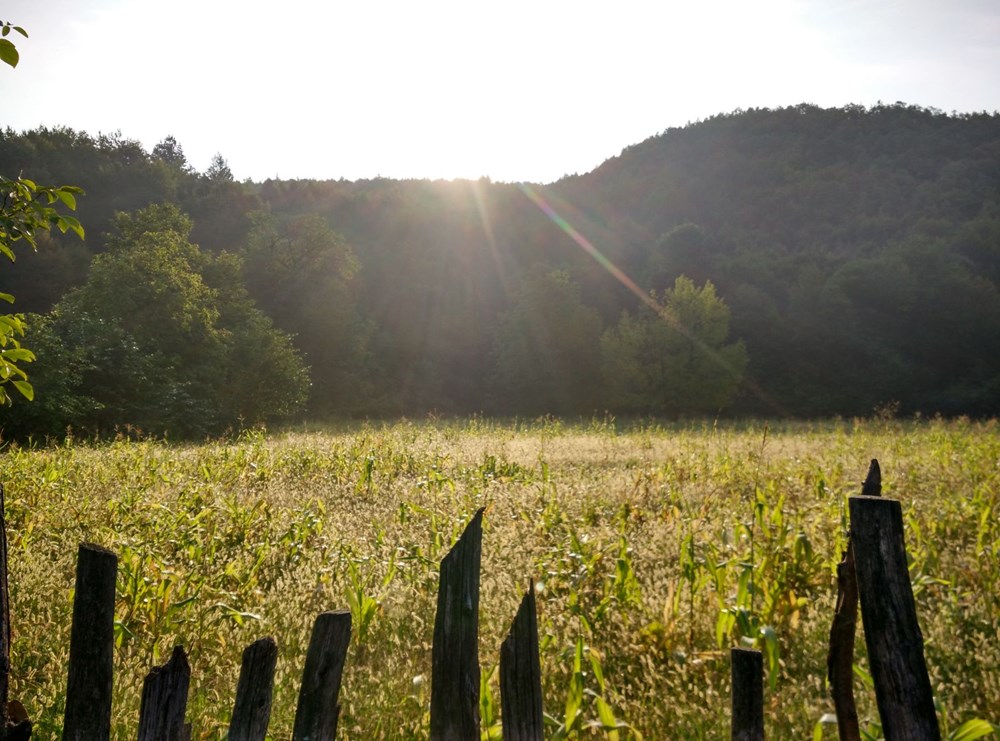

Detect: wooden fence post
[62, 543, 118, 741]
[730, 647, 764, 741]
[850, 494, 941, 740]
[826, 459, 880, 741]
[228, 637, 278, 741]
[499, 584, 543, 741]
[0, 485, 31, 741]
[430, 508, 484, 741]
[292, 610, 351, 741]
[137, 645, 191, 741]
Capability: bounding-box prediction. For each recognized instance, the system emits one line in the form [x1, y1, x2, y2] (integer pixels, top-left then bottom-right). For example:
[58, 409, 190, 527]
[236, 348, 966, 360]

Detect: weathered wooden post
[430, 508, 484, 740]
[850, 489, 941, 740]
[137, 645, 191, 741]
[730, 647, 764, 741]
[499, 584, 543, 741]
[62, 543, 118, 741]
[228, 637, 278, 741]
[292, 610, 351, 741]
[0, 485, 31, 741]
[826, 459, 880, 741]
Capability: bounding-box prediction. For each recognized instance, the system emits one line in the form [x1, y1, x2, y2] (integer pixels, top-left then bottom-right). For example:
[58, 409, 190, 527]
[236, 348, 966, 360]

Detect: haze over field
[4, 0, 1000, 182]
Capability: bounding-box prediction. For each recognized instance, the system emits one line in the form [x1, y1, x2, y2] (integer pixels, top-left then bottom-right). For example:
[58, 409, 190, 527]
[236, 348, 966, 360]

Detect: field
[0, 416, 997, 739]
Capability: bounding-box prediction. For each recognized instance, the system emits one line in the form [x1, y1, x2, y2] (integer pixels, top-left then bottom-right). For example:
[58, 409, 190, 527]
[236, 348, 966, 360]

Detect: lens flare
[517, 182, 783, 415]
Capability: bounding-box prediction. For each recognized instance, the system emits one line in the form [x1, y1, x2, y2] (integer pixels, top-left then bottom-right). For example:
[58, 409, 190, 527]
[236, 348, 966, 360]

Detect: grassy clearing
[1, 416, 997, 739]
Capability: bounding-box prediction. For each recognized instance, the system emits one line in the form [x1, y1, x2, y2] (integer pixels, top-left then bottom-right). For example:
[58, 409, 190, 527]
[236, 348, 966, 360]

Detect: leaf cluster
[0, 21, 27, 68]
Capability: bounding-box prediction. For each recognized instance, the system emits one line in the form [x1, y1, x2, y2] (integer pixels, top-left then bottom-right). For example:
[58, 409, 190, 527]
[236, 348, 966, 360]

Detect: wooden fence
[0, 460, 939, 739]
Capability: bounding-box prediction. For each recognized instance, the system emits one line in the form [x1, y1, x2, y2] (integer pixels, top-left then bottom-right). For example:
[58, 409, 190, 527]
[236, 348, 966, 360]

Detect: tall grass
[0, 416, 997, 738]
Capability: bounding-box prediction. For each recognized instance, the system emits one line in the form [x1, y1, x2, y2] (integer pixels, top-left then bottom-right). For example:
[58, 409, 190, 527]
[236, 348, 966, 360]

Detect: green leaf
[0, 292, 14, 304]
[211, 603, 262, 626]
[759, 624, 780, 691]
[3, 348, 36, 362]
[595, 697, 618, 729]
[12, 380, 33, 400]
[949, 719, 998, 741]
[563, 638, 585, 732]
[0, 314, 26, 333]
[588, 648, 606, 692]
[56, 189, 77, 210]
[853, 663, 874, 689]
[0, 38, 18, 68]
[56, 215, 85, 239]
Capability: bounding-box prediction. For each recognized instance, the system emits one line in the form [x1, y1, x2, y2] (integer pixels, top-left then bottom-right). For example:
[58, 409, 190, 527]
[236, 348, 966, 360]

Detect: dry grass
[0, 416, 997, 739]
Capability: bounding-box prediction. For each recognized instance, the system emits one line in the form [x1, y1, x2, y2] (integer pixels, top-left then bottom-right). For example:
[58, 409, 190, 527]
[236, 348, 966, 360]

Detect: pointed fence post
[137, 645, 191, 741]
[62, 542, 118, 741]
[499, 584, 543, 741]
[731, 647, 764, 741]
[292, 610, 351, 741]
[430, 508, 484, 740]
[826, 459, 880, 741]
[850, 493, 941, 740]
[228, 637, 278, 741]
[0, 485, 31, 741]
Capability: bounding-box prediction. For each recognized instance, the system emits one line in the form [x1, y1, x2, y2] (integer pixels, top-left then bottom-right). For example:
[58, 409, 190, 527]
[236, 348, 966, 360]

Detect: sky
[3, 0, 999, 183]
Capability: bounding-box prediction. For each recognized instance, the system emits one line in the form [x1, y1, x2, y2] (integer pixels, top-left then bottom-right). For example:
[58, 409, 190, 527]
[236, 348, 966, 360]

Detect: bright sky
[3, 0, 999, 183]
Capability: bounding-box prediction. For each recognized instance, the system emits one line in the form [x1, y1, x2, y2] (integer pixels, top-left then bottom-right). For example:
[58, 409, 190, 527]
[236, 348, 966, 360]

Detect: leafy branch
[0, 22, 27, 69]
[1, 21, 86, 405]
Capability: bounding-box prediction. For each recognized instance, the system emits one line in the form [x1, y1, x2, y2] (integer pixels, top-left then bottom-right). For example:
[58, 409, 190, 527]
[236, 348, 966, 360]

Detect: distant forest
[1, 103, 999, 438]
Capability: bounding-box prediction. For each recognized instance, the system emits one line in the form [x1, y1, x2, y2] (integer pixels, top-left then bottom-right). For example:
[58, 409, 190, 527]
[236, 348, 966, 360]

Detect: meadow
[0, 416, 997, 739]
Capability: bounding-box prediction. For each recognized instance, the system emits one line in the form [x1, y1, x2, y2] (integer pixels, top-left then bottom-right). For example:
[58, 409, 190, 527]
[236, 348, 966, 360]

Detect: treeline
[1, 103, 998, 437]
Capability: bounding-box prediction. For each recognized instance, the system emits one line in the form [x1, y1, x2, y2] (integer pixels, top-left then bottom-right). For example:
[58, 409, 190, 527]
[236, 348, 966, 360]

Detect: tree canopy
[2, 103, 999, 433]
[1, 205, 308, 439]
[602, 277, 748, 415]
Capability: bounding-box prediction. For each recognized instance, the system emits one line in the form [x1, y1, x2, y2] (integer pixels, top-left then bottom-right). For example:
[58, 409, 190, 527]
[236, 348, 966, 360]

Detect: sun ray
[517, 183, 787, 416]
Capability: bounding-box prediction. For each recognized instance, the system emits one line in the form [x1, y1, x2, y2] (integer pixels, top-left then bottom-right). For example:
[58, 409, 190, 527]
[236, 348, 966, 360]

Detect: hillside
[557, 103, 1000, 414]
[1, 103, 999, 434]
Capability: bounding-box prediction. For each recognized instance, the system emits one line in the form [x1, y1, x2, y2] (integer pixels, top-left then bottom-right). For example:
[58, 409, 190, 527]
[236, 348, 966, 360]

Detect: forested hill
[557, 104, 1000, 415]
[1, 103, 999, 436]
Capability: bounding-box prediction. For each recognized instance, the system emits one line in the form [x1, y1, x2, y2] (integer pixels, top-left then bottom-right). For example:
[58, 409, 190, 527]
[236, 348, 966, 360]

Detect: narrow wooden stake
[63, 543, 118, 741]
[228, 637, 278, 741]
[826, 459, 880, 741]
[850, 494, 941, 740]
[137, 645, 191, 741]
[292, 610, 351, 741]
[430, 508, 484, 741]
[731, 647, 764, 741]
[0, 484, 13, 734]
[499, 584, 543, 741]
[0, 485, 31, 741]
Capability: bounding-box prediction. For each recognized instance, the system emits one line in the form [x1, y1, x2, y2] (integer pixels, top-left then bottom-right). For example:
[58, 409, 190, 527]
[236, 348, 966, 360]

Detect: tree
[242, 212, 377, 415]
[1, 21, 84, 405]
[152, 135, 189, 170]
[206, 153, 234, 182]
[183, 153, 258, 250]
[491, 269, 604, 415]
[602, 276, 747, 415]
[643, 223, 715, 288]
[2, 204, 309, 439]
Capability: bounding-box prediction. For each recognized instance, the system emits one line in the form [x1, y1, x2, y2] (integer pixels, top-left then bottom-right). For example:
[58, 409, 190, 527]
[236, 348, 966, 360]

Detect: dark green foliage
[491, 270, 604, 415]
[602, 277, 748, 415]
[242, 212, 379, 416]
[1, 103, 999, 421]
[0, 205, 308, 439]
